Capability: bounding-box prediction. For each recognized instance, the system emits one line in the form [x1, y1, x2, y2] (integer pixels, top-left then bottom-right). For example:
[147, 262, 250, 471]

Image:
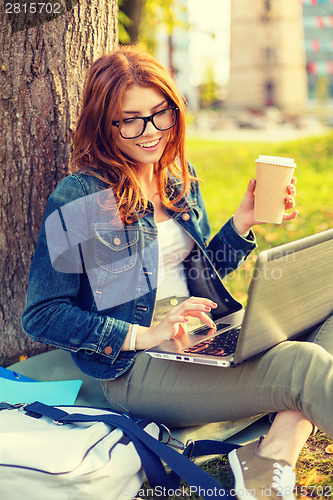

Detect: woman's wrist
[129, 324, 138, 351]
[232, 214, 252, 237]
[121, 324, 155, 351]
[134, 325, 149, 350]
[135, 325, 160, 350]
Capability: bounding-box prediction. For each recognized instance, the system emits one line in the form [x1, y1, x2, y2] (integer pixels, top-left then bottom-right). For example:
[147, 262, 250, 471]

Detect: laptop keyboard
[182, 327, 241, 357]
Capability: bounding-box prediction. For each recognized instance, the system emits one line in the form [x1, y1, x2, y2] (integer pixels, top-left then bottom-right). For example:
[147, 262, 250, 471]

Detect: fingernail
[211, 323, 216, 329]
[211, 302, 217, 308]
[204, 306, 211, 312]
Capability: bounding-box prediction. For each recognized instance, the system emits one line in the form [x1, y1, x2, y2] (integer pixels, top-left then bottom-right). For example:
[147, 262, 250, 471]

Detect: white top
[255, 155, 296, 167]
[156, 218, 195, 301]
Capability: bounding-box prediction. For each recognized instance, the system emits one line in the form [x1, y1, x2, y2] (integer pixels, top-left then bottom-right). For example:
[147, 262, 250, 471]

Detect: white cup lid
[255, 155, 296, 167]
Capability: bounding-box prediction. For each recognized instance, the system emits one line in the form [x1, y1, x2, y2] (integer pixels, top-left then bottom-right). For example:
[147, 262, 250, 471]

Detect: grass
[137, 131, 333, 499]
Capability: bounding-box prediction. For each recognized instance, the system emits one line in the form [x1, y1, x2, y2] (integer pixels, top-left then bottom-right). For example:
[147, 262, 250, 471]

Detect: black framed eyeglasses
[112, 106, 178, 139]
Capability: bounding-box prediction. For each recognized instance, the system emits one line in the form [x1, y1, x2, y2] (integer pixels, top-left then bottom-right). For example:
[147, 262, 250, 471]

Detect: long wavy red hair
[71, 45, 195, 223]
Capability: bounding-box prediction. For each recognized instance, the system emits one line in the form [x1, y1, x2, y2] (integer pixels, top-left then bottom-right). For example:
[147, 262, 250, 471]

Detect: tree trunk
[0, 0, 118, 366]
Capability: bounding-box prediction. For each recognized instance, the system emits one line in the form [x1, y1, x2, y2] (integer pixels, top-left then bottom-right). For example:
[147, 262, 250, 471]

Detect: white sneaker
[228, 437, 296, 500]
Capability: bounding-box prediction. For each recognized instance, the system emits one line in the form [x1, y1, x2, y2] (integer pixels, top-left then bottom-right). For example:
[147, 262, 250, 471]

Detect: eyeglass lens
[120, 108, 177, 139]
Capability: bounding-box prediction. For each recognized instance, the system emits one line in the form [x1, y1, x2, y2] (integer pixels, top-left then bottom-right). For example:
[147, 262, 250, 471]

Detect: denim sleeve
[207, 218, 257, 278]
[188, 161, 211, 244]
[190, 164, 257, 277]
[21, 175, 130, 363]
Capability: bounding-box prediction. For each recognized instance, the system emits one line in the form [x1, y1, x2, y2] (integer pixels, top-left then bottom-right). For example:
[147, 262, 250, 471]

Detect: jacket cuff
[96, 317, 130, 364]
[219, 217, 257, 256]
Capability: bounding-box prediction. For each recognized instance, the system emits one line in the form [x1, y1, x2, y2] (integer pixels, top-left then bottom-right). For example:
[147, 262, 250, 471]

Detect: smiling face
[112, 85, 172, 170]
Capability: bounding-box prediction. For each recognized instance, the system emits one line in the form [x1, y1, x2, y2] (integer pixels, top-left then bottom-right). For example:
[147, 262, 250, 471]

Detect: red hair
[71, 45, 195, 223]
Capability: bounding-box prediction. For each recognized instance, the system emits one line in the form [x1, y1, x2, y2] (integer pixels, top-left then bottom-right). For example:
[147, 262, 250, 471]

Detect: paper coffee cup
[254, 155, 296, 224]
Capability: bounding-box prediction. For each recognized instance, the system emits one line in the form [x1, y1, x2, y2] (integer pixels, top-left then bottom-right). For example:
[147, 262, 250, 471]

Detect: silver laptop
[146, 229, 333, 367]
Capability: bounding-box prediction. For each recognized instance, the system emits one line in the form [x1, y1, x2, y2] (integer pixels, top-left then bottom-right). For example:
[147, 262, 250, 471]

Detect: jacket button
[182, 213, 190, 221]
[170, 298, 179, 306]
[104, 346, 113, 355]
[114, 237, 121, 246]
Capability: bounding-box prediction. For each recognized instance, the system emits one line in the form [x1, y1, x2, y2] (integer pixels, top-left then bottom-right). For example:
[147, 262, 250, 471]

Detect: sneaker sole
[228, 449, 257, 500]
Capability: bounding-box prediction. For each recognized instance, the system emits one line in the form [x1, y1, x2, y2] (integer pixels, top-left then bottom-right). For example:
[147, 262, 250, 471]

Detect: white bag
[0, 402, 160, 500]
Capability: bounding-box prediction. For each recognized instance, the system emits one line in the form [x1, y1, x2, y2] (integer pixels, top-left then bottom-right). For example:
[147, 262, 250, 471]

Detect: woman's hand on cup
[233, 176, 298, 234]
[283, 177, 298, 221]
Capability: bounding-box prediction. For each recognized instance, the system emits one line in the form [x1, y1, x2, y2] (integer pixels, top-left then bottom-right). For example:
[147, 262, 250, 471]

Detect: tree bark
[0, 0, 118, 366]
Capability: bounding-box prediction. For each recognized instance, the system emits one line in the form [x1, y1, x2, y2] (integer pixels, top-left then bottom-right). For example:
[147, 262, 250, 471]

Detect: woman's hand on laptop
[233, 177, 298, 235]
[131, 297, 217, 351]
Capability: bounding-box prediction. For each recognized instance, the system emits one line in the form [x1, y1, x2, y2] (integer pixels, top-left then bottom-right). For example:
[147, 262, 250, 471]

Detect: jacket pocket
[94, 226, 139, 274]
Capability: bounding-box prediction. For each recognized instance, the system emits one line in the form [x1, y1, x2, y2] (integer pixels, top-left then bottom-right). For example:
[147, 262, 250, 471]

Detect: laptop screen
[234, 229, 333, 364]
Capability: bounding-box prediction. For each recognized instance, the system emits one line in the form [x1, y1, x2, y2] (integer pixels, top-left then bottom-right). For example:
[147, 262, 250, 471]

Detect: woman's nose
[143, 118, 157, 136]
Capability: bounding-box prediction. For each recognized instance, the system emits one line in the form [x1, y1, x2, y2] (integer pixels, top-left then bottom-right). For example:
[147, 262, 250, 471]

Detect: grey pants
[102, 298, 333, 437]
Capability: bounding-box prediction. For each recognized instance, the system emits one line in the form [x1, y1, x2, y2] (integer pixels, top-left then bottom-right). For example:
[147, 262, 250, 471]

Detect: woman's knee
[285, 341, 331, 381]
[309, 313, 333, 355]
[274, 339, 329, 360]
[262, 340, 332, 389]
[253, 341, 332, 415]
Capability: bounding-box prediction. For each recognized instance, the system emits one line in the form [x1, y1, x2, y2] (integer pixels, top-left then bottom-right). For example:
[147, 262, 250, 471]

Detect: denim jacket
[22, 167, 256, 380]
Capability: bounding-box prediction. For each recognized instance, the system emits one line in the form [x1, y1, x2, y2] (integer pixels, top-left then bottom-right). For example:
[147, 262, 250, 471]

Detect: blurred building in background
[227, 0, 308, 115]
[302, 0, 333, 99]
[155, 0, 199, 109]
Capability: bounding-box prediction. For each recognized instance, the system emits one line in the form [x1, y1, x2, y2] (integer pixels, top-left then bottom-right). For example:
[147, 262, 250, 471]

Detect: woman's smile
[136, 138, 161, 151]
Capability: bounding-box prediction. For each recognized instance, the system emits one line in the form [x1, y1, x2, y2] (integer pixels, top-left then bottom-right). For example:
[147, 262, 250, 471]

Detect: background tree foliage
[118, 0, 188, 53]
[199, 64, 219, 108]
